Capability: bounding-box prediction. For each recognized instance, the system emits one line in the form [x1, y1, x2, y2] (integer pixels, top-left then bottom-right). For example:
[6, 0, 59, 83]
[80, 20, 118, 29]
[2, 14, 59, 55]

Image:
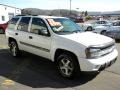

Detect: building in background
[0, 4, 21, 33]
[0, 4, 21, 24]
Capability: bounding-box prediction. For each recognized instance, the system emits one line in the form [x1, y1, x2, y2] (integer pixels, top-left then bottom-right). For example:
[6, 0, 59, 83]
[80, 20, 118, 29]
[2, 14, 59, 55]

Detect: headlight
[85, 45, 115, 59]
[85, 48, 101, 58]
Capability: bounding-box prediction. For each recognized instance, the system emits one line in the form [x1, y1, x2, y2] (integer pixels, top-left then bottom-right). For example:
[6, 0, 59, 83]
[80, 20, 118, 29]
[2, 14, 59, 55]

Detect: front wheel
[0, 28, 5, 34]
[101, 30, 106, 35]
[86, 26, 93, 31]
[56, 53, 80, 78]
[10, 41, 20, 57]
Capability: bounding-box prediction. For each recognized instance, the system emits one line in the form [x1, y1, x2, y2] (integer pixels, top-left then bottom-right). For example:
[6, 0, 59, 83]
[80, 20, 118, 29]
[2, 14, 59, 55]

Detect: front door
[26, 17, 52, 59]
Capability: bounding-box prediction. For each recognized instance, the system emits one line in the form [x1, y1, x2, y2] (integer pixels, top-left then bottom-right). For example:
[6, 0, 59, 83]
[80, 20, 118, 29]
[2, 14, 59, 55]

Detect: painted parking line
[2, 80, 15, 86]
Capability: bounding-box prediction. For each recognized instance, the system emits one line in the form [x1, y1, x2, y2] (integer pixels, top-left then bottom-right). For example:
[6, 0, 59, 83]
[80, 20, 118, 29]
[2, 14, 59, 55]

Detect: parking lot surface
[0, 34, 120, 90]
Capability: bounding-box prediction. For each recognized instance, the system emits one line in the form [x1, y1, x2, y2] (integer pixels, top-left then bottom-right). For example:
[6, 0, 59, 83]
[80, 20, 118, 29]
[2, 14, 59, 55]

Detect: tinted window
[101, 21, 107, 24]
[96, 21, 107, 24]
[17, 17, 31, 32]
[30, 18, 48, 35]
[8, 17, 19, 30]
[113, 22, 120, 26]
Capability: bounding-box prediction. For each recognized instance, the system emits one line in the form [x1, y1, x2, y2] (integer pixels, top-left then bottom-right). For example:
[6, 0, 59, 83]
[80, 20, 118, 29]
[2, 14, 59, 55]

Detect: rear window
[17, 17, 31, 32]
[8, 17, 20, 30]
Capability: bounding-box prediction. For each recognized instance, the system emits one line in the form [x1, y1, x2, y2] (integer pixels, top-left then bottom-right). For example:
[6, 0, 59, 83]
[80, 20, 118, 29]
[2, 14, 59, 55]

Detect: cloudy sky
[0, 0, 120, 12]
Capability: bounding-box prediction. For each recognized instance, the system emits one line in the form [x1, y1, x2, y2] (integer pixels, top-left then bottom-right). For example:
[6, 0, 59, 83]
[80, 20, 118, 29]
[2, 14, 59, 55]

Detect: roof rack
[15, 14, 26, 16]
[16, 14, 39, 16]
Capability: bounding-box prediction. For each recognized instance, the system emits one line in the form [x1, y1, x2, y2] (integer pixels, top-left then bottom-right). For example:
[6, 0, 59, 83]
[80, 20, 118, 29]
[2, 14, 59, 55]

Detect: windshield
[47, 18, 83, 34]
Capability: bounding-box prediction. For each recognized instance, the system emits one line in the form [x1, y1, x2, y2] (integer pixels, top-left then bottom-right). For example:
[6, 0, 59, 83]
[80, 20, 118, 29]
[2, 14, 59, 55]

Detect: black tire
[56, 52, 80, 78]
[9, 41, 20, 57]
[0, 28, 5, 34]
[86, 26, 93, 31]
[101, 30, 106, 35]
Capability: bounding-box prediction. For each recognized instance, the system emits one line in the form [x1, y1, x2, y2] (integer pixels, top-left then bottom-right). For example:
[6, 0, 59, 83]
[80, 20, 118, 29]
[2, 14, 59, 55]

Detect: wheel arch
[101, 30, 107, 34]
[86, 26, 93, 31]
[8, 37, 17, 46]
[54, 49, 79, 64]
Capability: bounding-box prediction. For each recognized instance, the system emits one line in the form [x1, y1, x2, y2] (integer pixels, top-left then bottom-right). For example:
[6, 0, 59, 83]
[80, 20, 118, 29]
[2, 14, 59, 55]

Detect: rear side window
[17, 17, 31, 32]
[113, 22, 120, 26]
[8, 17, 19, 30]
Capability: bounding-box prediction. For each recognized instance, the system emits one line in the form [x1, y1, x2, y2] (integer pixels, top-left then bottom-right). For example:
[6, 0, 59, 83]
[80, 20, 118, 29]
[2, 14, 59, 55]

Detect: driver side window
[30, 18, 48, 36]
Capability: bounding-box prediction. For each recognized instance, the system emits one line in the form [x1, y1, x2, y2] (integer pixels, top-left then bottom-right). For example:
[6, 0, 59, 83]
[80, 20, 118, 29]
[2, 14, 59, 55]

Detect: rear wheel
[86, 26, 93, 31]
[0, 28, 5, 34]
[101, 30, 106, 35]
[9, 41, 20, 57]
[56, 52, 80, 78]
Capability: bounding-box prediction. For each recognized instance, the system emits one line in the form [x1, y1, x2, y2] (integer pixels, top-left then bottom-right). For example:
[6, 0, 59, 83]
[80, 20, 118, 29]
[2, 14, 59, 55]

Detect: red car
[0, 22, 8, 34]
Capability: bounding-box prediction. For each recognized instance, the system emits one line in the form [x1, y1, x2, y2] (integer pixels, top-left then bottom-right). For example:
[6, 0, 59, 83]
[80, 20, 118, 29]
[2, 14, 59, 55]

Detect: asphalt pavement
[0, 34, 120, 90]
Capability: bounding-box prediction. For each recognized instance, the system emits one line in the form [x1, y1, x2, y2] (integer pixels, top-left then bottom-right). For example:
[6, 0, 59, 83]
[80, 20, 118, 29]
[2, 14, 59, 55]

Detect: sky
[0, 0, 120, 12]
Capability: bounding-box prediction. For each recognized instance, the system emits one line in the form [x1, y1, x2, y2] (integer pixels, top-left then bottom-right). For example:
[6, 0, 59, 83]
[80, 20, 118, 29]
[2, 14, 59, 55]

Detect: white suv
[6, 15, 118, 78]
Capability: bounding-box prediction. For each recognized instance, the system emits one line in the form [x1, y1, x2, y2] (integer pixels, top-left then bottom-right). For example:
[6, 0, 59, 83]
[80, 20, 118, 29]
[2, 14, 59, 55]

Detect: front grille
[99, 44, 115, 57]
[91, 42, 115, 57]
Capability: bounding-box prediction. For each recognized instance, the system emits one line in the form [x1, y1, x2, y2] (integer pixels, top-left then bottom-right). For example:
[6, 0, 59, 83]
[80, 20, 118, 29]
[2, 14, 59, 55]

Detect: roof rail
[15, 14, 38, 16]
[15, 14, 26, 16]
[32, 15, 38, 16]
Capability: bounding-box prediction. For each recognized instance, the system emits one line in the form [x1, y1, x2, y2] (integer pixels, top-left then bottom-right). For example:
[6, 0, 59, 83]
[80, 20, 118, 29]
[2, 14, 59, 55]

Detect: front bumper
[79, 49, 118, 72]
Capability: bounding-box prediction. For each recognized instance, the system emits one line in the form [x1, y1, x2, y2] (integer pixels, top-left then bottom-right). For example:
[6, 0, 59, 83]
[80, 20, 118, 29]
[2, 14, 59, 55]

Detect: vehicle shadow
[0, 49, 97, 88]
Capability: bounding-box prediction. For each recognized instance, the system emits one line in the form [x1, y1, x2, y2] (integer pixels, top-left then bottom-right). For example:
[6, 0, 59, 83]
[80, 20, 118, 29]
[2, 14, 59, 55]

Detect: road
[0, 34, 120, 90]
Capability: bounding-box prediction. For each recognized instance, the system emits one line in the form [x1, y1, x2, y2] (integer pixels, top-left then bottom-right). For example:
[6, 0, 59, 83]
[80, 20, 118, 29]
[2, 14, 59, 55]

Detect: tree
[84, 11, 88, 16]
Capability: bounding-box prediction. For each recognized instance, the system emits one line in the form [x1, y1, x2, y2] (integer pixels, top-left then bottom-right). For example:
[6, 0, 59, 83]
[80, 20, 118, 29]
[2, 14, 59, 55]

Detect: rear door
[16, 17, 31, 51]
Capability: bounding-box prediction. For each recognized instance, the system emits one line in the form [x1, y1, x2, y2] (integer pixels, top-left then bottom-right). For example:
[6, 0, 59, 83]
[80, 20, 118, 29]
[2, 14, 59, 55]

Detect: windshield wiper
[72, 30, 81, 33]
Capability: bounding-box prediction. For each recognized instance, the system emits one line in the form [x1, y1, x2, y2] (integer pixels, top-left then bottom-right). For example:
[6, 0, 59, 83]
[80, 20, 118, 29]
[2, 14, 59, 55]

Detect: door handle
[29, 36, 33, 39]
[15, 33, 18, 35]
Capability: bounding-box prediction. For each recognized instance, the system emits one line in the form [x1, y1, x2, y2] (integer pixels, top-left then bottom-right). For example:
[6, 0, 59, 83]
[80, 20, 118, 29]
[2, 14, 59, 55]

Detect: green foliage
[85, 16, 92, 20]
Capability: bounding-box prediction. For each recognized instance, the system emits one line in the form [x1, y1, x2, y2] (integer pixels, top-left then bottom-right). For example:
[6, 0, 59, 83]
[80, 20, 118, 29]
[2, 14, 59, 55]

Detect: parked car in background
[105, 20, 120, 40]
[6, 15, 118, 78]
[83, 20, 110, 31]
[0, 22, 8, 33]
[0, 4, 21, 33]
[69, 16, 84, 23]
[94, 20, 120, 35]
[106, 30, 120, 41]
[93, 25, 109, 34]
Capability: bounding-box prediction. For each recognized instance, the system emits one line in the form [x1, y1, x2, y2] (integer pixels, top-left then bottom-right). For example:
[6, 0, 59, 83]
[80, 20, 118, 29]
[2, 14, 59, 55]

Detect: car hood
[60, 32, 114, 47]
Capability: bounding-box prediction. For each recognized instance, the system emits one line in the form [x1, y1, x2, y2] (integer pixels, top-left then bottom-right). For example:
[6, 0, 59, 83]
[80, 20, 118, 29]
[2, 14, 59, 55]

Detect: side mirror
[38, 29, 50, 36]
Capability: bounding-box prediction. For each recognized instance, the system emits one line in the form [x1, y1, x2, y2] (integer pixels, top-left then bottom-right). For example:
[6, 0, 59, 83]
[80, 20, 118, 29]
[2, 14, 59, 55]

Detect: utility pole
[70, 0, 72, 16]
